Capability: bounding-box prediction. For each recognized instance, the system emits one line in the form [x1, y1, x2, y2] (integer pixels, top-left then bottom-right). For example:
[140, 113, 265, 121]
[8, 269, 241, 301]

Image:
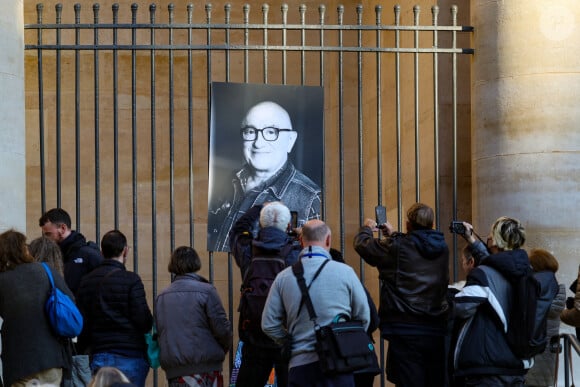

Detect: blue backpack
[41, 263, 84, 338]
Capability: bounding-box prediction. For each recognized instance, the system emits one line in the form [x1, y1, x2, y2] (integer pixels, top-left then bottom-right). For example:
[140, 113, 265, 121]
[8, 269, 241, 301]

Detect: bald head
[241, 101, 298, 177]
[300, 219, 331, 250]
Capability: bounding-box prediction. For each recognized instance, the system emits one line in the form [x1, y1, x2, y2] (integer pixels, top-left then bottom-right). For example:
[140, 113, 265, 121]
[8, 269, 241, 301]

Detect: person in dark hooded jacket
[353, 202, 449, 387]
[229, 202, 300, 387]
[453, 217, 529, 387]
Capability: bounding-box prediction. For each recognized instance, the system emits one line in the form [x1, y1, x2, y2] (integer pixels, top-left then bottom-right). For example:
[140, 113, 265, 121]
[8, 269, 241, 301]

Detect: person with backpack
[39, 208, 103, 295]
[229, 201, 300, 387]
[453, 217, 530, 386]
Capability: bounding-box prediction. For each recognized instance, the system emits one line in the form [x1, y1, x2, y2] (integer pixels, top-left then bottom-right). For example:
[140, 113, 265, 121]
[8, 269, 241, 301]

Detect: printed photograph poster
[207, 82, 324, 252]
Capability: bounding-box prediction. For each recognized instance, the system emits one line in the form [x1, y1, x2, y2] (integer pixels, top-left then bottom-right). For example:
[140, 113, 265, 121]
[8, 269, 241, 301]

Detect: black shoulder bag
[292, 259, 377, 375]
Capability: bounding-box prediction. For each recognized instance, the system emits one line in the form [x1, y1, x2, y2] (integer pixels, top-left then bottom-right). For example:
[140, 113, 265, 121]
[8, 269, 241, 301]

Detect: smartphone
[290, 211, 298, 230]
[375, 205, 387, 226]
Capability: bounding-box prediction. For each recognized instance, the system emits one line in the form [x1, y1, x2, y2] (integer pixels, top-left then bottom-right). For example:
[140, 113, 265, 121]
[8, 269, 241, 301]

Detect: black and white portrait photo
[207, 82, 324, 252]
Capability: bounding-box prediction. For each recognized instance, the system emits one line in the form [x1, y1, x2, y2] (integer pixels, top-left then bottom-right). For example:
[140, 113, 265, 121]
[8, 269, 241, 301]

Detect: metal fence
[25, 2, 473, 385]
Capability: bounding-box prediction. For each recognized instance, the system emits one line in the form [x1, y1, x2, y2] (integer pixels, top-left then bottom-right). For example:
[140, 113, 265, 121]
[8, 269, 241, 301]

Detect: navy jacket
[453, 247, 531, 377]
[229, 205, 300, 347]
[76, 259, 153, 356]
[59, 230, 103, 295]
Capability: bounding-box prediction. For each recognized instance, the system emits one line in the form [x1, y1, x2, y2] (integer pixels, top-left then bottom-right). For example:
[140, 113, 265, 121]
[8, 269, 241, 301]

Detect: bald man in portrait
[208, 101, 321, 252]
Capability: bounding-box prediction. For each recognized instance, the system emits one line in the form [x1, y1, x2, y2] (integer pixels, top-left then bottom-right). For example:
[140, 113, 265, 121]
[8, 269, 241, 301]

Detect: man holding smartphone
[353, 203, 450, 387]
[229, 202, 301, 387]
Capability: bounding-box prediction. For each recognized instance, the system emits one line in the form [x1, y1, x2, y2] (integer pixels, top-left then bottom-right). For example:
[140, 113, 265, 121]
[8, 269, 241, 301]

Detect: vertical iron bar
[300, 5, 306, 85]
[223, 2, 235, 378]
[413, 5, 421, 202]
[131, 3, 139, 272]
[432, 6, 441, 232]
[394, 5, 402, 229]
[262, 4, 269, 84]
[243, 5, 249, 83]
[74, 4, 81, 229]
[452, 5, 459, 238]
[93, 4, 101, 239]
[37, 4, 46, 214]
[356, 3, 364, 276]
[225, 4, 231, 82]
[205, 3, 214, 282]
[187, 3, 194, 247]
[168, 3, 175, 254]
[375, 6, 383, 208]
[56, 4, 62, 208]
[113, 3, 120, 230]
[318, 5, 326, 220]
[281, 4, 287, 84]
[337, 5, 345, 254]
[149, 1, 157, 299]
[148, 5, 159, 384]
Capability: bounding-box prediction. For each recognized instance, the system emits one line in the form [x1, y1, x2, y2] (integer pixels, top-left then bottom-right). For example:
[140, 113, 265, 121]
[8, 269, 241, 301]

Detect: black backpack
[506, 270, 558, 359]
[238, 244, 293, 347]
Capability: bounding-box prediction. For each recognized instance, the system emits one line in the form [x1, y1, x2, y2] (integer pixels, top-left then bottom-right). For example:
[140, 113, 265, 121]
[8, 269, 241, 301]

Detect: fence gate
[25, 2, 473, 385]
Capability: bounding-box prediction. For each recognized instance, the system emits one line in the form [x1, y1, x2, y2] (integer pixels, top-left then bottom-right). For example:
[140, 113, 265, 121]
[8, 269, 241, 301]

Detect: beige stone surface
[0, 0, 26, 233]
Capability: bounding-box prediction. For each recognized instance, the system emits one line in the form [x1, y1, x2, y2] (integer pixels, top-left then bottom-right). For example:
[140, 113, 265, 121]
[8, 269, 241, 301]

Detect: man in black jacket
[76, 230, 153, 387]
[39, 208, 102, 295]
[353, 203, 449, 387]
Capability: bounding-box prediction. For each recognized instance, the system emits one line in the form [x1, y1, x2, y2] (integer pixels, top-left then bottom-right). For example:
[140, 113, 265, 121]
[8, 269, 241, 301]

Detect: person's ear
[325, 234, 331, 249]
[286, 131, 298, 153]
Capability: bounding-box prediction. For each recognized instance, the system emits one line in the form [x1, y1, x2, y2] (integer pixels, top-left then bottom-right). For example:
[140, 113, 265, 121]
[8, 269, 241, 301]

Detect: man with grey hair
[208, 100, 321, 252]
[230, 201, 301, 387]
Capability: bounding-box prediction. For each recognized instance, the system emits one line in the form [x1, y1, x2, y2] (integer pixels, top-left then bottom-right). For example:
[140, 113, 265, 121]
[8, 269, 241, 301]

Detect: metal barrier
[553, 334, 580, 387]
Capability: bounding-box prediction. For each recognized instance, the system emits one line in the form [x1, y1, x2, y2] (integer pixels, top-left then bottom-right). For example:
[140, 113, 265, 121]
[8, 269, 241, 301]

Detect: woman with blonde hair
[28, 236, 65, 276]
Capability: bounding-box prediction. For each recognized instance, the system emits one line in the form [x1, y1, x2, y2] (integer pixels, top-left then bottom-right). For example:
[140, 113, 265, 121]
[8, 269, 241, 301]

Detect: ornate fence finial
[187, 3, 193, 24]
[375, 5, 382, 26]
[74, 4, 81, 24]
[431, 5, 439, 26]
[113, 4, 119, 24]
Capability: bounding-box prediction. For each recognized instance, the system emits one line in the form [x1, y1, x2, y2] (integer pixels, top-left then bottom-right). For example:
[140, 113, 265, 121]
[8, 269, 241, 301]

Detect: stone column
[472, 0, 580, 314]
[0, 0, 26, 233]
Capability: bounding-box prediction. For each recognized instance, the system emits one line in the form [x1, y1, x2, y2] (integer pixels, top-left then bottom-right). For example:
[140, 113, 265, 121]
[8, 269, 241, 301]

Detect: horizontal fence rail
[25, 3, 474, 385]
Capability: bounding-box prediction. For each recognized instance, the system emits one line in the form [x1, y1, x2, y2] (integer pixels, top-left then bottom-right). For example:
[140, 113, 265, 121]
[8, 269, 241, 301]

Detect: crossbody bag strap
[292, 258, 330, 322]
[41, 262, 56, 290]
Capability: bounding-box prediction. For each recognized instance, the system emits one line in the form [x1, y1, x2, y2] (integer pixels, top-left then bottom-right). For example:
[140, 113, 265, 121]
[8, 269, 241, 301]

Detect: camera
[449, 221, 466, 235]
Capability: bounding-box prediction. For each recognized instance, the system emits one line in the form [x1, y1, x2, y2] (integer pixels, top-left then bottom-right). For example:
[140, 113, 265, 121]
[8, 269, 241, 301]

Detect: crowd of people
[0, 201, 577, 387]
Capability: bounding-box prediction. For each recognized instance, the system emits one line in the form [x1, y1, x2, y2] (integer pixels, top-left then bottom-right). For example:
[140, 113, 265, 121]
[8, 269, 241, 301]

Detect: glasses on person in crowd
[240, 126, 293, 142]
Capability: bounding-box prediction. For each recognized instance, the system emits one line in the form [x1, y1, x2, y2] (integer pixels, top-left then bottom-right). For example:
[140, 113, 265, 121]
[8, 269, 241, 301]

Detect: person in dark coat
[155, 246, 232, 386]
[525, 248, 565, 387]
[39, 208, 103, 295]
[0, 229, 72, 386]
[354, 203, 449, 387]
[453, 217, 529, 386]
[76, 230, 153, 387]
[229, 202, 300, 387]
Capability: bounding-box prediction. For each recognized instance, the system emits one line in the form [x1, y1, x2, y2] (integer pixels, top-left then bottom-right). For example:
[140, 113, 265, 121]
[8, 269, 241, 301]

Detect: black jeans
[235, 343, 288, 387]
[288, 361, 355, 387]
[386, 334, 446, 387]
